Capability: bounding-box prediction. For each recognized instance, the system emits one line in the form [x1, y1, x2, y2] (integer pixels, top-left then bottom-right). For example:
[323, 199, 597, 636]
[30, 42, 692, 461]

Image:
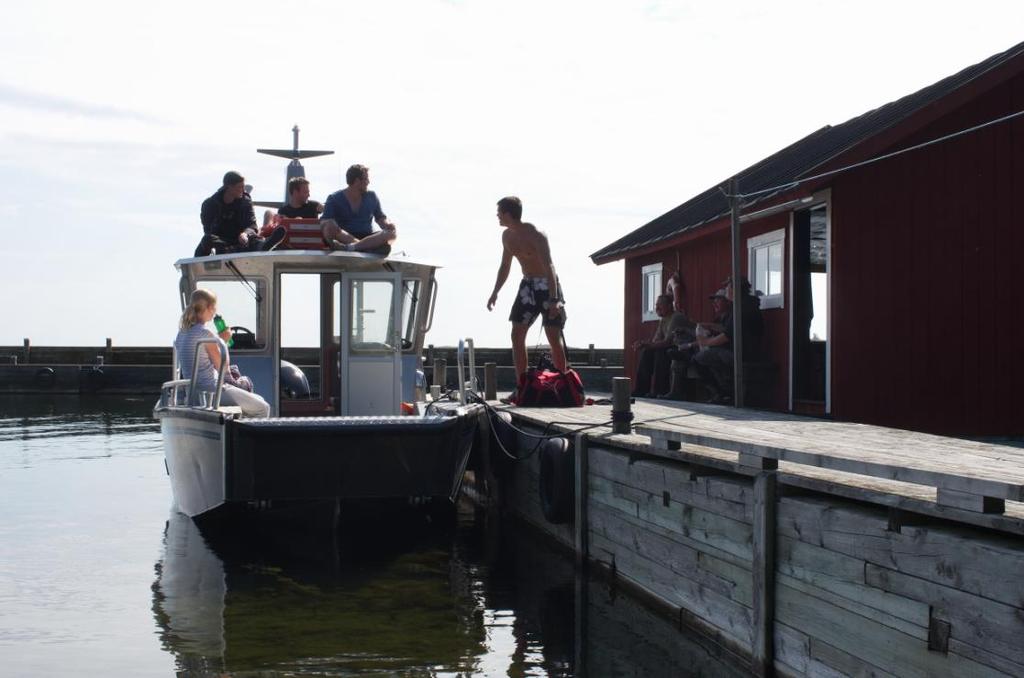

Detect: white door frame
[787, 189, 832, 414]
[340, 271, 402, 415]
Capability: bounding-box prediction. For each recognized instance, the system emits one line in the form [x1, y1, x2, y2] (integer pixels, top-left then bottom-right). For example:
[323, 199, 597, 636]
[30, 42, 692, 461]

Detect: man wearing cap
[630, 293, 694, 398]
[194, 171, 286, 257]
[320, 164, 397, 255]
[688, 283, 763, 404]
[685, 288, 735, 403]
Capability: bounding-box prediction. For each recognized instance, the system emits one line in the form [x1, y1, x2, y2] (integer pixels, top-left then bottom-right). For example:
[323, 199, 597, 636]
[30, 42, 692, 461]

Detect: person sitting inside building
[631, 293, 694, 398]
[689, 279, 764, 404]
[195, 171, 286, 257]
[320, 164, 397, 255]
[174, 288, 270, 417]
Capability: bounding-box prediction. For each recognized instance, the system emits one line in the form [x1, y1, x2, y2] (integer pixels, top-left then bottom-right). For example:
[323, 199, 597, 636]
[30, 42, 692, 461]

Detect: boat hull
[160, 409, 227, 518]
[157, 406, 482, 519]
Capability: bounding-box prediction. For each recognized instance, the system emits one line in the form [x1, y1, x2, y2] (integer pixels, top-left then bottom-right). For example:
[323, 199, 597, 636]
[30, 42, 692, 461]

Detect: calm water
[0, 396, 741, 677]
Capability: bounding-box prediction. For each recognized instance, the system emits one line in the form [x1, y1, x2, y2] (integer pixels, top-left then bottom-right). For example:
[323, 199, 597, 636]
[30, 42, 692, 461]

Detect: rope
[469, 393, 614, 462]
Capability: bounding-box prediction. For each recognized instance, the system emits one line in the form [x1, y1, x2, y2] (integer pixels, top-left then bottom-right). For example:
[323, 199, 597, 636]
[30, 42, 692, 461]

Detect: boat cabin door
[340, 271, 402, 415]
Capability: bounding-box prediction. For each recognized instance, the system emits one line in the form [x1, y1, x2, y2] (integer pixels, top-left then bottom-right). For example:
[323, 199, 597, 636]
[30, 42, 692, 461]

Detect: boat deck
[493, 396, 1024, 535]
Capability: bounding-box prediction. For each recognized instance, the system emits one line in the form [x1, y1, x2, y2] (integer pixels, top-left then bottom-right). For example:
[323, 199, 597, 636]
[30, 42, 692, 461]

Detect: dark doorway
[791, 204, 828, 412]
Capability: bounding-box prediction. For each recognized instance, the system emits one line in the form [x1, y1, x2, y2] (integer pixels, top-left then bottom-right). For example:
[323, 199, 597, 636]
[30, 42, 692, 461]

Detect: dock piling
[433, 358, 447, 390]
[484, 363, 497, 400]
[751, 470, 778, 677]
[574, 433, 590, 567]
[611, 377, 633, 434]
[23, 338, 30, 364]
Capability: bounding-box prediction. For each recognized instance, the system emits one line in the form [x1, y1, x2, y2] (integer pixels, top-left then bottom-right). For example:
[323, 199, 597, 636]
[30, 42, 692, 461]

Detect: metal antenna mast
[253, 125, 334, 207]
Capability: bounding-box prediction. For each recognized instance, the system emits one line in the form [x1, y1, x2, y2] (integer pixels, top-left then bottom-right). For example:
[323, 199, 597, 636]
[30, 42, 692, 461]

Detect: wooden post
[588, 343, 596, 364]
[433, 358, 447, 389]
[105, 337, 113, 363]
[574, 433, 589, 568]
[23, 338, 30, 364]
[574, 513, 590, 678]
[751, 470, 777, 677]
[611, 377, 632, 434]
[484, 362, 497, 401]
[728, 178, 745, 408]
[427, 344, 435, 366]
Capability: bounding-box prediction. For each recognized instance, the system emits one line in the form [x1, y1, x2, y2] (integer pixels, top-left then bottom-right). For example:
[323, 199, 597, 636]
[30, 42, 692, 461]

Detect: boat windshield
[195, 278, 266, 350]
[401, 279, 420, 349]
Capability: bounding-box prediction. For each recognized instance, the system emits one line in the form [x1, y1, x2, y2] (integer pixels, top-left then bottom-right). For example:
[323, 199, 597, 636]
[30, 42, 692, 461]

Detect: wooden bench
[668, 357, 777, 405]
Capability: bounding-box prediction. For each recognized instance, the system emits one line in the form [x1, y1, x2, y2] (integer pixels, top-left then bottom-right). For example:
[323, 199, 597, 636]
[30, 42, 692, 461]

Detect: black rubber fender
[279, 360, 310, 399]
[489, 411, 517, 476]
[34, 367, 56, 389]
[539, 437, 574, 525]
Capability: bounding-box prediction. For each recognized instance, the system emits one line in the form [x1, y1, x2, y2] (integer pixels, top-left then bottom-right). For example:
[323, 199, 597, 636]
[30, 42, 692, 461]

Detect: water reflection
[152, 507, 745, 677]
[0, 394, 159, 466]
[154, 508, 503, 675]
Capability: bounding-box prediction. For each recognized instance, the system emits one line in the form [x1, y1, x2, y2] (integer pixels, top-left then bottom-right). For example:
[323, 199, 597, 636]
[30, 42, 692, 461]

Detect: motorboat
[153, 246, 484, 521]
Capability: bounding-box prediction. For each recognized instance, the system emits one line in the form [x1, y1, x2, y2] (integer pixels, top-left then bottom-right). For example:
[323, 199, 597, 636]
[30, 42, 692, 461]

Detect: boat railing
[424, 278, 438, 333]
[456, 338, 478, 405]
[158, 340, 228, 410]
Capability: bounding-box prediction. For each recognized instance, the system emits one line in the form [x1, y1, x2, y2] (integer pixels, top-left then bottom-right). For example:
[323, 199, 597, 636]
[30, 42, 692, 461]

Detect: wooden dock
[486, 397, 1024, 677]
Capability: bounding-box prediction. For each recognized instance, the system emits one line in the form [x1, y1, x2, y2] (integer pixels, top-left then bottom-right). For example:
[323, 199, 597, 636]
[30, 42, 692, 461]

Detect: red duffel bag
[515, 366, 585, 407]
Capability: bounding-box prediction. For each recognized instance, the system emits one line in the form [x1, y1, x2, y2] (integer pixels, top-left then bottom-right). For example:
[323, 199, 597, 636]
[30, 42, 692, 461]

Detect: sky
[2, 1, 1023, 349]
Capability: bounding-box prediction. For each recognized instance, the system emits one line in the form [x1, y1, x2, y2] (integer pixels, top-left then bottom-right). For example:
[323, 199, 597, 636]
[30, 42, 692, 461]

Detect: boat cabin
[174, 249, 438, 418]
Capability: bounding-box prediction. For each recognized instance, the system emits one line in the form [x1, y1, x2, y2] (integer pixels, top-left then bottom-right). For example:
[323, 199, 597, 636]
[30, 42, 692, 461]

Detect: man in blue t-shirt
[320, 164, 397, 255]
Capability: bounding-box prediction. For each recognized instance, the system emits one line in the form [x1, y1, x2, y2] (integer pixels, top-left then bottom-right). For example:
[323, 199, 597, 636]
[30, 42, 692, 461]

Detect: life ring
[34, 367, 56, 389]
[539, 437, 574, 524]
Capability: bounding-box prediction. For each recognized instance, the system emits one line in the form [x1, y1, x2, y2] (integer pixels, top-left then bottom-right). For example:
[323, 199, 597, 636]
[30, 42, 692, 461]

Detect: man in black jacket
[194, 171, 285, 257]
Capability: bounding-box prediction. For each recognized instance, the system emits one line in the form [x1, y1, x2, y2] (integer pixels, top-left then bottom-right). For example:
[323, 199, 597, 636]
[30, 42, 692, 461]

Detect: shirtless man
[486, 196, 568, 379]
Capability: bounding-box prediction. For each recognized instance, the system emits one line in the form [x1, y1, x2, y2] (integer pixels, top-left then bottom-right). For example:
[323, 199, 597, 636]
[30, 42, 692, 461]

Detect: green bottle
[213, 314, 234, 348]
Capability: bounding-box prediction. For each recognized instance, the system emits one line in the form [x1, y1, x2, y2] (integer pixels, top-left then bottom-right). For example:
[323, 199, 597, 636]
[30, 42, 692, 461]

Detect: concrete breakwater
[481, 398, 1024, 677]
[0, 343, 624, 394]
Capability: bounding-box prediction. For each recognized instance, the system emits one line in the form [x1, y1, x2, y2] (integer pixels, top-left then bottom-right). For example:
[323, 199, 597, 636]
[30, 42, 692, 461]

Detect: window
[279, 273, 322, 398]
[349, 279, 396, 352]
[641, 263, 662, 321]
[747, 229, 784, 309]
[196, 278, 266, 349]
[401, 279, 421, 351]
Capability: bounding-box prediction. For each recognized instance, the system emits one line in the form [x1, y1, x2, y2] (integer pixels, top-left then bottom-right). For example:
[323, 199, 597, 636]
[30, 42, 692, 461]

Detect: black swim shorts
[509, 277, 566, 329]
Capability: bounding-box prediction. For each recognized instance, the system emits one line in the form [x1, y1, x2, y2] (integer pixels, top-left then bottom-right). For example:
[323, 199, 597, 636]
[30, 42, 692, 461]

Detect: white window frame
[747, 229, 785, 310]
[641, 263, 662, 322]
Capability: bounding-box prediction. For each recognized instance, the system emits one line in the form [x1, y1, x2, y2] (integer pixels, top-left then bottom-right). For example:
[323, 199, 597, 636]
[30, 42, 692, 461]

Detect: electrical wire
[468, 393, 614, 462]
[726, 107, 1024, 202]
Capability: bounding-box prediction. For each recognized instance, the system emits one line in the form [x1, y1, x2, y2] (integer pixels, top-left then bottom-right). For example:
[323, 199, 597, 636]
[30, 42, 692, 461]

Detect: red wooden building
[592, 41, 1024, 436]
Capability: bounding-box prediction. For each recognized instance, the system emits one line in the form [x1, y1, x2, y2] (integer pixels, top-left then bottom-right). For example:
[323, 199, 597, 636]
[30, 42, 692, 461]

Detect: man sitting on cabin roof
[631, 293, 693, 398]
[320, 164, 397, 256]
[260, 176, 324, 233]
[278, 176, 323, 218]
[195, 171, 286, 257]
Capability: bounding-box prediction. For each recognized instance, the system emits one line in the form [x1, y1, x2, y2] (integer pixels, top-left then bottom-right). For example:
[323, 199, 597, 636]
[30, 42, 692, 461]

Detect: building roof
[591, 40, 1024, 264]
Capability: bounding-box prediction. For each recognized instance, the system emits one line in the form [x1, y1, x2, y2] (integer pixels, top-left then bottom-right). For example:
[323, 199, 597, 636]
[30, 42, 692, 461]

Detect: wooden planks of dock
[491, 397, 1024, 677]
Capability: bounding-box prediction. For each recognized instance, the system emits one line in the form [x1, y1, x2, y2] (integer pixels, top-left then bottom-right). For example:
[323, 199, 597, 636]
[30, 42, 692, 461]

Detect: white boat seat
[217, 405, 244, 416]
